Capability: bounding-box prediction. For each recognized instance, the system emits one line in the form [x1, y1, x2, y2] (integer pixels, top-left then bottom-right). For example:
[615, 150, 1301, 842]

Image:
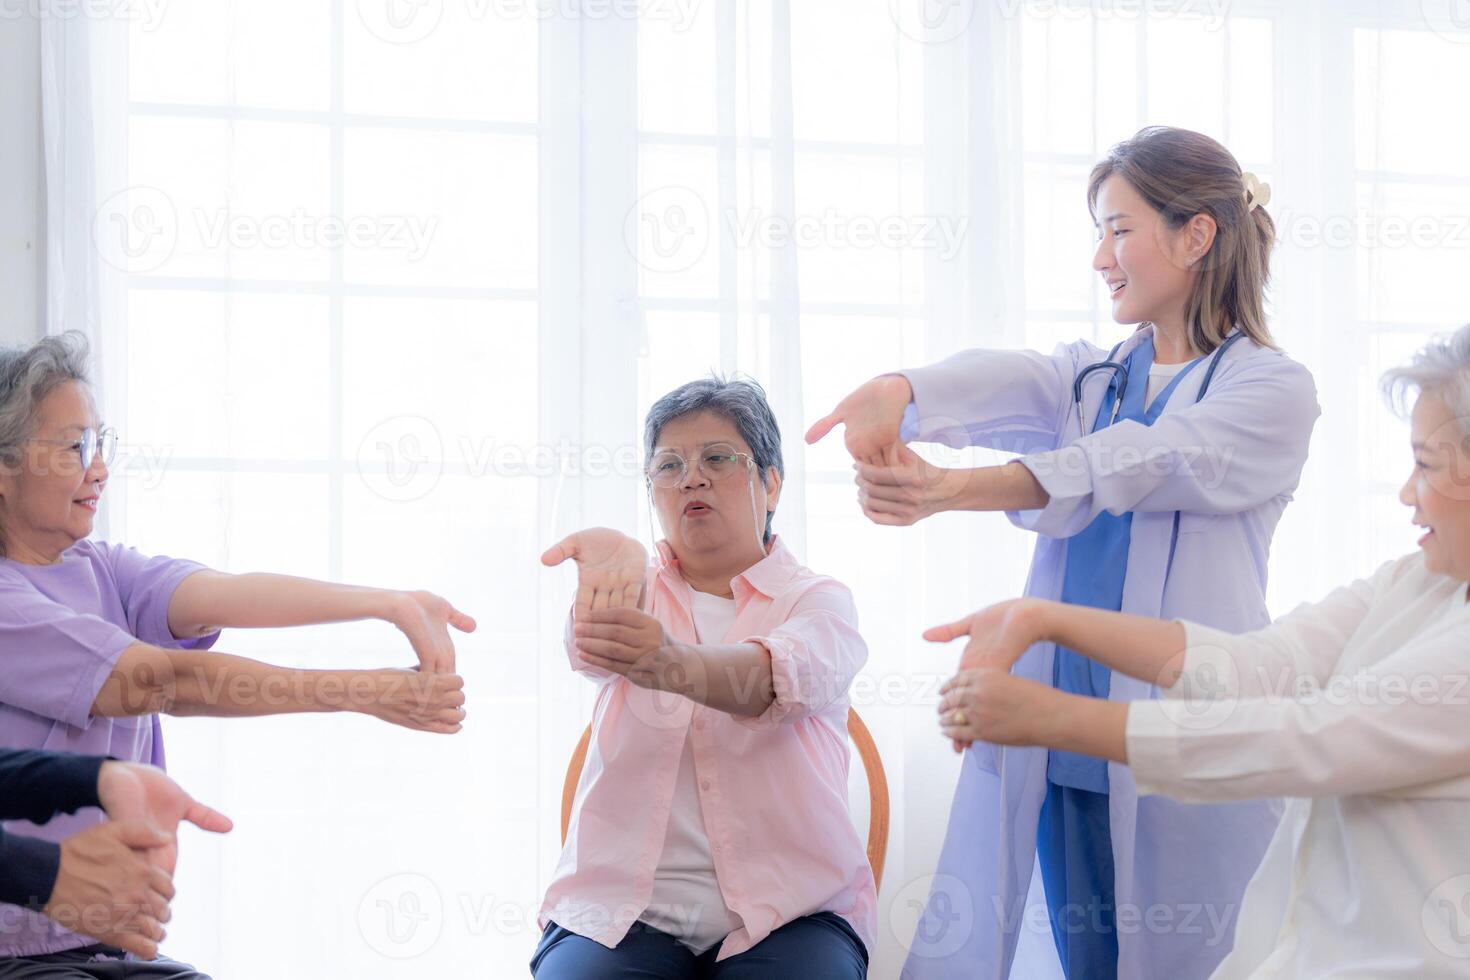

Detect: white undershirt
[637, 590, 744, 954]
[1145, 358, 1192, 408]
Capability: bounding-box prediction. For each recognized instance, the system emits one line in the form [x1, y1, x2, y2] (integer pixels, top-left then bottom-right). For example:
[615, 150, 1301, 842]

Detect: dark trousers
[0, 945, 209, 979]
[531, 912, 868, 980]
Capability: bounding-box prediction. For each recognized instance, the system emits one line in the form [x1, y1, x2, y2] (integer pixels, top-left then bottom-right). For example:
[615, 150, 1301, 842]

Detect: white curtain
[37, 1, 1470, 976]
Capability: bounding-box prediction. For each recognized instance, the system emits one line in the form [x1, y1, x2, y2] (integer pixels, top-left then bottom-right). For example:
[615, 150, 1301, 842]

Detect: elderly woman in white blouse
[926, 323, 1470, 978]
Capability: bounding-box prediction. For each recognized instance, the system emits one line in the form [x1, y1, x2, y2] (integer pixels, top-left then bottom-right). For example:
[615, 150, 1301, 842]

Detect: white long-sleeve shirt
[1127, 551, 1470, 977]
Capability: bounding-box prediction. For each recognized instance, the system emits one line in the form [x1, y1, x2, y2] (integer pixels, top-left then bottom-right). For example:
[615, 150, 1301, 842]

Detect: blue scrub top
[1047, 339, 1203, 792]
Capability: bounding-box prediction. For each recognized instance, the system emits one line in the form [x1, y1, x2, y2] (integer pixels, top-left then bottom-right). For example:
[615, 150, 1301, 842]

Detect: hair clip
[1242, 172, 1272, 212]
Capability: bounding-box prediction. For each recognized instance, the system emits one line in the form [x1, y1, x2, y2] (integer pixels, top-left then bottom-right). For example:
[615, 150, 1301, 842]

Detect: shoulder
[1377, 550, 1446, 594]
[1215, 340, 1317, 394]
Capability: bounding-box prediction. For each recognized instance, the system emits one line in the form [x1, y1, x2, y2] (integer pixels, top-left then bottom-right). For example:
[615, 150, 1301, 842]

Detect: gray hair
[644, 375, 784, 544]
[0, 331, 93, 465]
[1383, 323, 1470, 432]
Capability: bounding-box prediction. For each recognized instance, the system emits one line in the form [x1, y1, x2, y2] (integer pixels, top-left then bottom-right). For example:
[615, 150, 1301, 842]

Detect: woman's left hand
[937, 667, 1058, 752]
[573, 608, 689, 693]
[390, 591, 478, 674]
[854, 446, 975, 526]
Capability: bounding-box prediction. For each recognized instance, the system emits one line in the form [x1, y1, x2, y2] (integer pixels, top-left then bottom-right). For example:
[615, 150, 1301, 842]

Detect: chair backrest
[560, 706, 890, 891]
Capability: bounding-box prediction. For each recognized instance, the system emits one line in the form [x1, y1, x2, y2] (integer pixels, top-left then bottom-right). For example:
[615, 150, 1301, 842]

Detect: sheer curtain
[37, 0, 1469, 976]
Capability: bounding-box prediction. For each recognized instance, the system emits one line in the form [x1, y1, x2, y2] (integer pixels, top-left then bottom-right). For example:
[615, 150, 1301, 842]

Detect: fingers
[574, 580, 595, 620]
[580, 651, 628, 676]
[181, 801, 234, 835]
[575, 622, 642, 645]
[854, 460, 921, 489]
[149, 865, 176, 904]
[114, 822, 172, 852]
[804, 411, 841, 445]
[448, 606, 477, 633]
[923, 616, 974, 643]
[574, 638, 636, 661]
[584, 607, 644, 626]
[115, 933, 160, 961]
[540, 535, 578, 567]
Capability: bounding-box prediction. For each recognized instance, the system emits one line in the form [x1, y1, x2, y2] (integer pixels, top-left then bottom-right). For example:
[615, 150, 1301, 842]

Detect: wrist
[878, 372, 914, 405]
[659, 642, 699, 696]
[377, 589, 411, 628]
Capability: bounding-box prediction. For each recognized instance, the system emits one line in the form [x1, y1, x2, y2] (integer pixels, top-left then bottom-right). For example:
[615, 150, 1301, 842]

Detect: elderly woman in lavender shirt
[0, 333, 473, 979]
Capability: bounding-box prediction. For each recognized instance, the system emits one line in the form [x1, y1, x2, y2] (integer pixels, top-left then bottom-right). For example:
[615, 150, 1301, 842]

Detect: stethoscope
[1069, 328, 1247, 575]
[1072, 329, 1245, 437]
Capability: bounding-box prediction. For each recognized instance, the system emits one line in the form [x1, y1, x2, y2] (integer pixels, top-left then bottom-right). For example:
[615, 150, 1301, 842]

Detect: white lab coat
[897, 326, 1321, 980]
[1129, 551, 1470, 978]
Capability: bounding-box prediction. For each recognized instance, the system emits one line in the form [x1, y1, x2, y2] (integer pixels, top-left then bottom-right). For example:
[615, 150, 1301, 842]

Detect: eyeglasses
[24, 427, 119, 473]
[646, 443, 755, 488]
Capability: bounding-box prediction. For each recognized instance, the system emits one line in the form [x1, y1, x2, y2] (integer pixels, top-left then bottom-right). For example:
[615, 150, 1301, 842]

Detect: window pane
[344, 1, 537, 122]
[342, 129, 537, 289]
[126, 290, 332, 461]
[127, 117, 332, 281]
[130, 0, 331, 111]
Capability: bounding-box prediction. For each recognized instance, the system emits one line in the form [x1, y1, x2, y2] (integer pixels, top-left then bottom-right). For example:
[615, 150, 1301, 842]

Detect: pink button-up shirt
[539, 536, 877, 961]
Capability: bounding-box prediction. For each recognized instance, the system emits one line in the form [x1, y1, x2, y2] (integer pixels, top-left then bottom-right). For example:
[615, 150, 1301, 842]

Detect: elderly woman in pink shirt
[536, 377, 875, 979]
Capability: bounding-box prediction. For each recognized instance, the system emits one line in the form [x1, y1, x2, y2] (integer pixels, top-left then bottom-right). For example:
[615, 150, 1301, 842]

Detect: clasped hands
[926, 598, 1066, 754]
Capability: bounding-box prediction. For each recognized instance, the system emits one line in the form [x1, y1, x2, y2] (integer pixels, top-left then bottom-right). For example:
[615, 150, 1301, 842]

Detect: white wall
[0, 9, 42, 346]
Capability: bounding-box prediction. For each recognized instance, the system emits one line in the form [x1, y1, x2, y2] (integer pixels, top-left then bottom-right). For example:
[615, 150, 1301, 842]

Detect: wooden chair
[560, 707, 890, 890]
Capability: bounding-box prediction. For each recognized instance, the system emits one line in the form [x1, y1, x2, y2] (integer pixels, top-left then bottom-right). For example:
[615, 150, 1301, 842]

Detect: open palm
[541, 528, 650, 617]
[96, 762, 233, 876]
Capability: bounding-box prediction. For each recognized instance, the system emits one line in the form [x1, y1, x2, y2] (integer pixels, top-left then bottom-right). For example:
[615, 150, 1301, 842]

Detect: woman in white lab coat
[807, 127, 1320, 979]
[931, 323, 1470, 978]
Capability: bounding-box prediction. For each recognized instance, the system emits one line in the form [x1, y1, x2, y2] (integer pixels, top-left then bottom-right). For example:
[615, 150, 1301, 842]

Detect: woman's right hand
[43, 821, 176, 960]
[541, 528, 650, 617]
[356, 669, 467, 734]
[925, 598, 1049, 673]
[925, 598, 1049, 750]
[805, 374, 914, 464]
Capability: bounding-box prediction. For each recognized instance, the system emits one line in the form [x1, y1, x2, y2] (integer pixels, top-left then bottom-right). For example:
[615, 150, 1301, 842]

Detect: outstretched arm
[91, 643, 467, 735]
[166, 572, 476, 673]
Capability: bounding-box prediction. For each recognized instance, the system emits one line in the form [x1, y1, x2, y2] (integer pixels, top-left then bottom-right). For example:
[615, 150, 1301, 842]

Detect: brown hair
[1087, 126, 1277, 354]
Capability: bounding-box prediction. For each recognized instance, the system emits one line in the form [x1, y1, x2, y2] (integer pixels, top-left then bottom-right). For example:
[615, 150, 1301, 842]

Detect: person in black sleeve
[0, 750, 230, 976]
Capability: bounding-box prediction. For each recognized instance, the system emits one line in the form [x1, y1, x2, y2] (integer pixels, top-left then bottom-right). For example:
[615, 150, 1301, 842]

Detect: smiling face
[1092, 174, 1211, 336]
[1401, 392, 1470, 580]
[0, 381, 109, 562]
[648, 410, 780, 567]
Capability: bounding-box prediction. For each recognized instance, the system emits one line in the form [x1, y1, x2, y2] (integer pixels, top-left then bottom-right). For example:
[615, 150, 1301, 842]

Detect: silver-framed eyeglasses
[646, 443, 755, 488]
[25, 426, 119, 472]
